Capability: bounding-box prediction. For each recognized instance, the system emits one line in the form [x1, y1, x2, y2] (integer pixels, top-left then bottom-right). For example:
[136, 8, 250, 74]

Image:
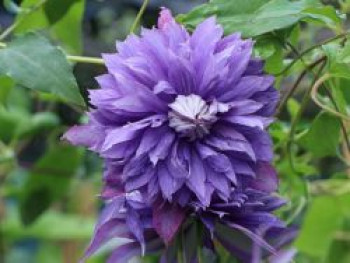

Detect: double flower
[64, 8, 295, 263]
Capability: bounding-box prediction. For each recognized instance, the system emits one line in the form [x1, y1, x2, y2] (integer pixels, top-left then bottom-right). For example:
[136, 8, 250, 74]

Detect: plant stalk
[0, 41, 104, 65]
[130, 0, 150, 34]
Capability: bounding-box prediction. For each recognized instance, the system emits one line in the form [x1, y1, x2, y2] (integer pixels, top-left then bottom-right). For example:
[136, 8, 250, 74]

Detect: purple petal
[186, 151, 208, 206]
[153, 203, 186, 244]
[62, 124, 105, 151]
[158, 163, 183, 201]
[107, 242, 141, 263]
[270, 248, 297, 263]
[250, 162, 278, 193]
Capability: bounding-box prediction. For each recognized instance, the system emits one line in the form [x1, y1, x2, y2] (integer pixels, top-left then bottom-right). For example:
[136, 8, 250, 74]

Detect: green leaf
[327, 238, 350, 263]
[0, 75, 14, 105]
[323, 42, 350, 79]
[4, 0, 21, 13]
[49, 0, 85, 54]
[303, 6, 344, 28]
[338, 40, 350, 64]
[254, 35, 284, 74]
[3, 210, 94, 240]
[0, 33, 85, 107]
[16, 112, 60, 138]
[295, 195, 343, 258]
[287, 98, 301, 119]
[178, 0, 341, 37]
[6, 86, 31, 113]
[297, 112, 341, 158]
[0, 108, 59, 143]
[0, 107, 28, 143]
[14, 0, 85, 54]
[36, 243, 63, 263]
[19, 144, 83, 225]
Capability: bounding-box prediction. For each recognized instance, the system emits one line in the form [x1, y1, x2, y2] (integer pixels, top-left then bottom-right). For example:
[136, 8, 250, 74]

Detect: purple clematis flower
[64, 8, 295, 263]
[64, 8, 278, 212]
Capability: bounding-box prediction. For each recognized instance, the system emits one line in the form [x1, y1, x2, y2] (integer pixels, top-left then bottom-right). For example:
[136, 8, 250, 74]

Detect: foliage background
[1, 0, 350, 262]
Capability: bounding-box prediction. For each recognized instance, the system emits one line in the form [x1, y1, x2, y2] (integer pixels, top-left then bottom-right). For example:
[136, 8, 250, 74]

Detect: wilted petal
[153, 203, 186, 244]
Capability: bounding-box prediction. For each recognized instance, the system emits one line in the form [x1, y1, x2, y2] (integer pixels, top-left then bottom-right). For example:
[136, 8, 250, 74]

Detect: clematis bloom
[64, 8, 295, 263]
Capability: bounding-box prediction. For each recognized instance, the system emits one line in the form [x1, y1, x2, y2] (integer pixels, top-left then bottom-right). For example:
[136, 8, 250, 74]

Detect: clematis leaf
[0, 33, 85, 107]
[178, 0, 341, 37]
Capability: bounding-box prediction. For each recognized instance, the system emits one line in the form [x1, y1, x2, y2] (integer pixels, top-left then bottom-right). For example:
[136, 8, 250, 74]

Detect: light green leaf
[297, 112, 341, 158]
[323, 42, 350, 79]
[0, 75, 14, 104]
[295, 195, 343, 258]
[4, 0, 21, 13]
[19, 144, 83, 225]
[16, 112, 60, 138]
[178, 0, 341, 37]
[3, 210, 94, 240]
[36, 243, 63, 263]
[303, 6, 344, 28]
[287, 98, 301, 119]
[0, 33, 85, 107]
[50, 0, 85, 54]
[254, 35, 284, 74]
[14, 0, 85, 54]
[338, 40, 350, 64]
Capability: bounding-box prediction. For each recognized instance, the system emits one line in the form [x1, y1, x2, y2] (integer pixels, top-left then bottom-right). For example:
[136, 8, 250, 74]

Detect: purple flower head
[81, 162, 295, 263]
[64, 8, 279, 208]
[63, 8, 294, 263]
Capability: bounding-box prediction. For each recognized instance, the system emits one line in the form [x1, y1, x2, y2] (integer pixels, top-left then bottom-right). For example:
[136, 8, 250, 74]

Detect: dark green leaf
[16, 112, 60, 138]
[20, 144, 83, 225]
[327, 238, 350, 263]
[297, 112, 341, 158]
[0, 33, 85, 106]
[178, 0, 341, 37]
[0, 107, 27, 143]
[44, 0, 81, 25]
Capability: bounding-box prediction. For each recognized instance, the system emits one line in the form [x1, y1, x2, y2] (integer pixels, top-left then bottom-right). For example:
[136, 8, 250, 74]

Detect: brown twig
[275, 56, 326, 116]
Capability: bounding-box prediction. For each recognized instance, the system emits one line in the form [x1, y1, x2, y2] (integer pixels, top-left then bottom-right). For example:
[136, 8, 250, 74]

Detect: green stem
[0, 41, 104, 65]
[130, 0, 150, 34]
[311, 73, 350, 121]
[180, 226, 187, 263]
[66, 55, 104, 65]
[276, 32, 348, 76]
[286, 197, 306, 225]
[275, 56, 326, 117]
[286, 60, 327, 172]
[0, 0, 48, 41]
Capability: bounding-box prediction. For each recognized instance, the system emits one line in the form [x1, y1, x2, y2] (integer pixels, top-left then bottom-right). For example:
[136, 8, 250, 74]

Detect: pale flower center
[168, 94, 228, 140]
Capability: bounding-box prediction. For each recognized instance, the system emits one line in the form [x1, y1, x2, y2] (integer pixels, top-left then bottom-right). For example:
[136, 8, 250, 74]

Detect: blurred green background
[1, 0, 350, 263]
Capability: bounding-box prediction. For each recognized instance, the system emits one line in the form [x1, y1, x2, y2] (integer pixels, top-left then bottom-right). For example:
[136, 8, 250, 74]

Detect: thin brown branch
[275, 56, 326, 117]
